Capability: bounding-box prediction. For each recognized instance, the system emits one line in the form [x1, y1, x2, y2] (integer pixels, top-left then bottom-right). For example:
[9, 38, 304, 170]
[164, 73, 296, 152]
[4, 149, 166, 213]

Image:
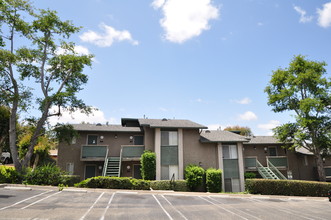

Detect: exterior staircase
[256, 160, 287, 180]
[103, 157, 121, 177]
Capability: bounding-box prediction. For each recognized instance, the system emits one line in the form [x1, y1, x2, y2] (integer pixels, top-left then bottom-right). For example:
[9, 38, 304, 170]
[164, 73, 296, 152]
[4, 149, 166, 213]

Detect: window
[161, 131, 178, 180]
[268, 147, 277, 156]
[87, 135, 98, 145]
[66, 163, 74, 175]
[223, 145, 238, 159]
[133, 136, 144, 145]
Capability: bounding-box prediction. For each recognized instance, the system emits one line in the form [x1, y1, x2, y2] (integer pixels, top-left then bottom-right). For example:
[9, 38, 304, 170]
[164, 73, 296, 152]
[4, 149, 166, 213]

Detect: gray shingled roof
[244, 136, 280, 144]
[200, 130, 249, 143]
[138, 118, 207, 129]
[72, 124, 142, 132]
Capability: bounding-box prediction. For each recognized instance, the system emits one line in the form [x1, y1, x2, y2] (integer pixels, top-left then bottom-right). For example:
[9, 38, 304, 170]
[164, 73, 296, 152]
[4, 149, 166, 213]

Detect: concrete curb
[4, 186, 32, 191]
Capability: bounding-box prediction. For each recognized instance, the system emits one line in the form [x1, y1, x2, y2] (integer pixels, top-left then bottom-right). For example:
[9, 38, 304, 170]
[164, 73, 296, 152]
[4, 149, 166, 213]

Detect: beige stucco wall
[143, 126, 155, 151]
[182, 129, 218, 170]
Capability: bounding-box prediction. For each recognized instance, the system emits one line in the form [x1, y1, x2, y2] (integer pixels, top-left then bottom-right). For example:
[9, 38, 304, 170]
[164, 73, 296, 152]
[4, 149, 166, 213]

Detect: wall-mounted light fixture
[100, 136, 104, 143]
[98, 166, 103, 170]
[126, 165, 131, 172]
[130, 136, 133, 143]
[114, 134, 118, 139]
[254, 146, 257, 150]
[264, 147, 268, 153]
[199, 162, 202, 167]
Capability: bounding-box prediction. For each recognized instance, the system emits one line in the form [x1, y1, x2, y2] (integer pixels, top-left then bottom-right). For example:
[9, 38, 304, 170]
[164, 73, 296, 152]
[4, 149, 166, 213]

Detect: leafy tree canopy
[0, 0, 93, 171]
[224, 125, 253, 136]
[265, 55, 331, 181]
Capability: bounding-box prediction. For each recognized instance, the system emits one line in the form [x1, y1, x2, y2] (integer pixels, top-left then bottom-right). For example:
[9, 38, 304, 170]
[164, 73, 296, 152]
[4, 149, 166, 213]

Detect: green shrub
[185, 164, 205, 191]
[75, 176, 133, 189]
[244, 172, 256, 179]
[130, 179, 150, 190]
[206, 168, 222, 193]
[140, 151, 156, 180]
[245, 179, 331, 197]
[61, 175, 81, 186]
[172, 180, 188, 192]
[150, 180, 172, 190]
[0, 166, 22, 183]
[150, 180, 188, 191]
[25, 164, 64, 186]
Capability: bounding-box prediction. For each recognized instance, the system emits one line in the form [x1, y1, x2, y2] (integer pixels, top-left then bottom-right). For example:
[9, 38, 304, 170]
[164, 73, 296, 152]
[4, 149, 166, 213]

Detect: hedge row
[0, 165, 80, 186]
[245, 179, 331, 197]
[75, 176, 188, 191]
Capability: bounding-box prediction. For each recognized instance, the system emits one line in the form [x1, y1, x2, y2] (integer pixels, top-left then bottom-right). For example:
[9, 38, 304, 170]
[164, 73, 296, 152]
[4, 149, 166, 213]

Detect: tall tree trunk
[22, 102, 50, 168]
[32, 153, 39, 171]
[315, 153, 326, 182]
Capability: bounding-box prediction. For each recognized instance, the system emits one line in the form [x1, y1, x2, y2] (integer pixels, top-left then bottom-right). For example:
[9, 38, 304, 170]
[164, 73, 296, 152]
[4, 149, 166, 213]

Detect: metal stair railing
[268, 160, 287, 180]
[256, 160, 279, 179]
[102, 148, 109, 176]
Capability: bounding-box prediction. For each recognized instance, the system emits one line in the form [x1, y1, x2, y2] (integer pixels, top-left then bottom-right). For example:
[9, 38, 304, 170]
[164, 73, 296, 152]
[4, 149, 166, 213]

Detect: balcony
[244, 157, 257, 170]
[267, 156, 288, 169]
[121, 145, 145, 161]
[81, 145, 108, 161]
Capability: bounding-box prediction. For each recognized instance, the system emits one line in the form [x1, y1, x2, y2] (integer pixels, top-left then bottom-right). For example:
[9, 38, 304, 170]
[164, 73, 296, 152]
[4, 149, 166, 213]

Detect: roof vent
[205, 130, 211, 133]
[162, 118, 168, 121]
[96, 123, 102, 126]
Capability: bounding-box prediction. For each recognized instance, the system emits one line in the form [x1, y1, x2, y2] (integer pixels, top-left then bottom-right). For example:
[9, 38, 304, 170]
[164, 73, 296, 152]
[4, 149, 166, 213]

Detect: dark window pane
[134, 136, 144, 145]
[161, 146, 178, 165]
[87, 135, 98, 145]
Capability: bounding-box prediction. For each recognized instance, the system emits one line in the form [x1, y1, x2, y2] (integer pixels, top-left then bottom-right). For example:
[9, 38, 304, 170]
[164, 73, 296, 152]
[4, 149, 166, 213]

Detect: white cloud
[317, 2, 331, 28]
[80, 23, 139, 47]
[56, 45, 91, 56]
[294, 5, 313, 23]
[237, 111, 257, 121]
[257, 22, 264, 26]
[257, 120, 280, 130]
[47, 106, 118, 126]
[234, 97, 251, 105]
[152, 0, 219, 43]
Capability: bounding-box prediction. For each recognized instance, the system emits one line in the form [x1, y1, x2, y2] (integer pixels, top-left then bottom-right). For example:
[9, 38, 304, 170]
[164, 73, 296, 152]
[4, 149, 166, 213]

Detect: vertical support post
[155, 128, 161, 180]
[217, 143, 224, 192]
[178, 129, 184, 180]
[237, 143, 245, 192]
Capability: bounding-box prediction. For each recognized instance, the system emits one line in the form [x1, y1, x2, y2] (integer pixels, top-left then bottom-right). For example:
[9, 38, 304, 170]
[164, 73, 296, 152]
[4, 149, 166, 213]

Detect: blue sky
[31, 0, 331, 135]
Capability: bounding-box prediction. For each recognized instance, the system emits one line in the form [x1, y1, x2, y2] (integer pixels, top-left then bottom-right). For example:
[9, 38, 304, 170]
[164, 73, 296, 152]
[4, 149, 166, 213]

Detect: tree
[0, 106, 10, 156]
[0, 0, 93, 172]
[265, 55, 331, 181]
[224, 125, 253, 136]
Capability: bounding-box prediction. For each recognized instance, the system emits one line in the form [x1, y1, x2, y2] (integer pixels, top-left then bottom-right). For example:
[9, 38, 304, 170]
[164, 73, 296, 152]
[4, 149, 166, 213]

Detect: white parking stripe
[207, 196, 262, 220]
[248, 198, 322, 220]
[80, 192, 105, 220]
[0, 190, 52, 211]
[21, 191, 62, 210]
[152, 194, 173, 220]
[199, 196, 249, 220]
[100, 193, 115, 220]
[161, 195, 188, 220]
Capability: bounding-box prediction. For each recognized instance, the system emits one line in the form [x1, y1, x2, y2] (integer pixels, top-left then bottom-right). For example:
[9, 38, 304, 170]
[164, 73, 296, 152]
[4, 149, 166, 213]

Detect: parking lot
[0, 186, 330, 220]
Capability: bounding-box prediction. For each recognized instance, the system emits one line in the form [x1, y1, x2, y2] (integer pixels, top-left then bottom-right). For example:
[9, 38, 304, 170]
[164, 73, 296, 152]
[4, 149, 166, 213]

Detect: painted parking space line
[248, 198, 326, 220]
[152, 194, 173, 220]
[199, 196, 249, 220]
[0, 190, 53, 211]
[100, 193, 115, 220]
[21, 191, 62, 210]
[79, 192, 105, 220]
[207, 196, 262, 220]
[161, 195, 188, 220]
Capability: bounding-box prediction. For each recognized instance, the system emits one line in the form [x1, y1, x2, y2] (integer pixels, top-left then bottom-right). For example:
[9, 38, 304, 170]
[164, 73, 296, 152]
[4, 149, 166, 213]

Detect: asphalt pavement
[0, 184, 330, 220]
